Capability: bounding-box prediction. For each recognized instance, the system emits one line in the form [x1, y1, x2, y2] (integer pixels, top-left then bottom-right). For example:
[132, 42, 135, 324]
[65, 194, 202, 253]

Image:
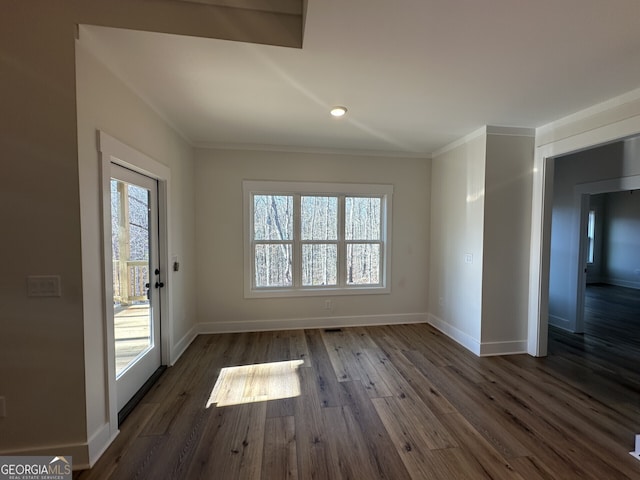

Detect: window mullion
[293, 194, 302, 288]
[338, 195, 346, 288]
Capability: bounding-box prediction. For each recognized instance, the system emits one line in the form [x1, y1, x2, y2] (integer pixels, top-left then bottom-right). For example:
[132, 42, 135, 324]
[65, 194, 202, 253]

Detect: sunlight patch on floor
[206, 359, 304, 408]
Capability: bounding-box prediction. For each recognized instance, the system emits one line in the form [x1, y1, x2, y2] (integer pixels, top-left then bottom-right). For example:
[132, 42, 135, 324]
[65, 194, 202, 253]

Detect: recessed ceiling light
[330, 106, 347, 117]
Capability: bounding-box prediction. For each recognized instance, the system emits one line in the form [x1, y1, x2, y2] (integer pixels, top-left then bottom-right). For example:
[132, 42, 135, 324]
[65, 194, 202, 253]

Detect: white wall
[0, 1, 301, 465]
[194, 148, 430, 331]
[76, 43, 197, 458]
[0, 7, 87, 459]
[429, 130, 486, 351]
[549, 140, 640, 330]
[481, 132, 534, 351]
[429, 127, 534, 355]
[601, 190, 640, 288]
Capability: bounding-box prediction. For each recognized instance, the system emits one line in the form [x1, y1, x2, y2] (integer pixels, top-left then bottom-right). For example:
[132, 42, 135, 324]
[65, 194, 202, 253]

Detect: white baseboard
[427, 314, 526, 356]
[86, 423, 118, 469]
[0, 423, 118, 470]
[601, 277, 640, 290]
[171, 325, 199, 366]
[549, 314, 573, 331]
[427, 313, 481, 356]
[198, 313, 428, 334]
[479, 340, 528, 356]
[0, 442, 92, 471]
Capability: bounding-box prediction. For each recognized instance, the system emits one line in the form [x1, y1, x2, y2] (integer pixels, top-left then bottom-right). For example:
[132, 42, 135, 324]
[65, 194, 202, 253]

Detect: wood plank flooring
[76, 310, 640, 478]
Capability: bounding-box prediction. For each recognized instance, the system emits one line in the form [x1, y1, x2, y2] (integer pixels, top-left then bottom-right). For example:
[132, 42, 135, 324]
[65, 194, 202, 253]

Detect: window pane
[127, 184, 150, 261]
[345, 197, 381, 240]
[302, 244, 337, 286]
[347, 244, 380, 285]
[254, 195, 293, 240]
[301, 196, 338, 240]
[255, 244, 292, 287]
[587, 210, 596, 264]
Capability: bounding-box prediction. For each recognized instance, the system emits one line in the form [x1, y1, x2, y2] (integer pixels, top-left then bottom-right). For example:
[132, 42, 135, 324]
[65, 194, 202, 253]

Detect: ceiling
[79, 0, 640, 157]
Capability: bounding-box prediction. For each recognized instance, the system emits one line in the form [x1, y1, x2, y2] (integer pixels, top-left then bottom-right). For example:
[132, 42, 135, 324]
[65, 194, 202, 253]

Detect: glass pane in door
[111, 178, 153, 377]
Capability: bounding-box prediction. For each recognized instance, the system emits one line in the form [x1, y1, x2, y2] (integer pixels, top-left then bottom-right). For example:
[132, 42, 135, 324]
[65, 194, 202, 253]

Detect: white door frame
[98, 131, 172, 438]
[574, 192, 590, 334]
[574, 176, 640, 333]
[528, 115, 640, 357]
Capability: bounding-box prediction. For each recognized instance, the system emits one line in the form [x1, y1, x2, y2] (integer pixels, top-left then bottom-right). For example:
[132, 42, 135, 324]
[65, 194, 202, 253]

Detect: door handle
[155, 281, 164, 289]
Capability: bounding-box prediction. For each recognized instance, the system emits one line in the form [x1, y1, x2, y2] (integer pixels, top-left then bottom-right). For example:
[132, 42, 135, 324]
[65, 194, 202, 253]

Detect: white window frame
[243, 180, 393, 298]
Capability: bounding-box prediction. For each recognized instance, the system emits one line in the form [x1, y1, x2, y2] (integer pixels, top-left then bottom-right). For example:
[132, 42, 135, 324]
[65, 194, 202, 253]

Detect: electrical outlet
[0, 397, 6, 418]
[464, 253, 473, 264]
[324, 300, 332, 310]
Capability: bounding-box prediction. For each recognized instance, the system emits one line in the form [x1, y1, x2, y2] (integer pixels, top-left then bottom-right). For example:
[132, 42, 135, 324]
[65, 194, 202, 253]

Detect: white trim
[97, 130, 173, 456]
[528, 94, 640, 357]
[479, 340, 527, 357]
[427, 314, 481, 356]
[600, 278, 640, 290]
[97, 143, 119, 443]
[536, 86, 640, 147]
[431, 125, 534, 159]
[485, 125, 536, 137]
[549, 314, 572, 331]
[576, 174, 640, 195]
[0, 421, 115, 470]
[243, 180, 394, 196]
[487, 125, 536, 138]
[171, 325, 199, 365]
[192, 141, 432, 159]
[431, 126, 487, 159]
[98, 131, 171, 180]
[0, 442, 93, 471]
[243, 180, 393, 298]
[574, 193, 590, 333]
[198, 313, 427, 334]
[86, 423, 119, 468]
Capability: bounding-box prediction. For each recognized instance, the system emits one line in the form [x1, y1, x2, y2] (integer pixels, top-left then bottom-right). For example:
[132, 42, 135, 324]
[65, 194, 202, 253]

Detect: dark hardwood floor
[543, 283, 640, 427]
[76, 294, 640, 479]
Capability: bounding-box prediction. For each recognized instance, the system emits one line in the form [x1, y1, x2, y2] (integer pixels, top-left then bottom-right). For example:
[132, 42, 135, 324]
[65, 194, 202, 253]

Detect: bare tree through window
[246, 181, 391, 295]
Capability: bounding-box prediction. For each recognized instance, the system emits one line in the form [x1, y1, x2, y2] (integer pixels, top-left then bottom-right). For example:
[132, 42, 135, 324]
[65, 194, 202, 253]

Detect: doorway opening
[547, 141, 640, 338]
[538, 137, 640, 419]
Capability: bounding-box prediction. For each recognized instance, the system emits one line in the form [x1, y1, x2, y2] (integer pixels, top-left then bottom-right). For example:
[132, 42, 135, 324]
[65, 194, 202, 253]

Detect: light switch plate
[27, 275, 61, 297]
